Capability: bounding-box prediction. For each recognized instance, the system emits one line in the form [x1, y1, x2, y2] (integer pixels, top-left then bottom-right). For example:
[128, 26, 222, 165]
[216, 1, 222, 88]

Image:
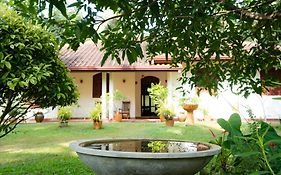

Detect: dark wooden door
[141, 76, 159, 116]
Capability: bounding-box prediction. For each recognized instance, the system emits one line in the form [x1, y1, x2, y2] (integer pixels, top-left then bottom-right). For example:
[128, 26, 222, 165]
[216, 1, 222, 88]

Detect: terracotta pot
[165, 119, 174, 127]
[59, 120, 68, 127]
[178, 113, 186, 122]
[93, 121, 102, 129]
[114, 112, 122, 122]
[159, 114, 166, 122]
[34, 112, 44, 123]
[182, 104, 198, 113]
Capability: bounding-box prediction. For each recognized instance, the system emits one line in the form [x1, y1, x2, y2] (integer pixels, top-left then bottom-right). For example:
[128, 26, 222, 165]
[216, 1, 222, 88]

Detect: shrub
[90, 103, 102, 122]
[58, 107, 72, 121]
[0, 5, 78, 138]
[207, 113, 281, 174]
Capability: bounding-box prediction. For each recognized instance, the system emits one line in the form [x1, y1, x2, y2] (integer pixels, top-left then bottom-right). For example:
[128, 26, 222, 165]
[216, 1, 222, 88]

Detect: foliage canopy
[7, 0, 281, 96]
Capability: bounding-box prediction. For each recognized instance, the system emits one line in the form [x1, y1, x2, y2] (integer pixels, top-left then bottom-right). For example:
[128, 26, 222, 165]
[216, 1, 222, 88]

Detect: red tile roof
[59, 40, 260, 71]
[59, 40, 181, 71]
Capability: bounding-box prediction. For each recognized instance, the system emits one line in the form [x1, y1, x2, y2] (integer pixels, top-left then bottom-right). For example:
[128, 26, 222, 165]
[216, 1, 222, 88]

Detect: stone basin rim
[69, 138, 221, 159]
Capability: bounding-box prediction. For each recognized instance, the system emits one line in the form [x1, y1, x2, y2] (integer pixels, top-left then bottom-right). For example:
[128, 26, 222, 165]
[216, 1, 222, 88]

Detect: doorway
[141, 76, 159, 117]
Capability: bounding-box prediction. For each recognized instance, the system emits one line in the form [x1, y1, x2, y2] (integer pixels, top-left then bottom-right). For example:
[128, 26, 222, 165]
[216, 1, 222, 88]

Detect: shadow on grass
[0, 152, 94, 175]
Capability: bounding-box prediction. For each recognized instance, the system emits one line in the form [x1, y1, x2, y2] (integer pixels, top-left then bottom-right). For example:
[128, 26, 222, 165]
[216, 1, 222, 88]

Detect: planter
[159, 114, 166, 122]
[34, 112, 44, 123]
[165, 119, 174, 127]
[70, 138, 221, 175]
[114, 112, 122, 122]
[178, 113, 186, 122]
[182, 104, 198, 112]
[182, 104, 198, 125]
[59, 120, 69, 127]
[93, 121, 103, 129]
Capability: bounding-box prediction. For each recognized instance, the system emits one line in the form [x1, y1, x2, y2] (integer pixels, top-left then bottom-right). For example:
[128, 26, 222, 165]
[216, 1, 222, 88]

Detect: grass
[0, 121, 233, 175]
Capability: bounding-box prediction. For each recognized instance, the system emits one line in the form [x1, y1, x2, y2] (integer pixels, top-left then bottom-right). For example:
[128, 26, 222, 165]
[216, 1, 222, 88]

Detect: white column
[101, 72, 107, 119]
[167, 72, 173, 108]
[109, 73, 114, 120]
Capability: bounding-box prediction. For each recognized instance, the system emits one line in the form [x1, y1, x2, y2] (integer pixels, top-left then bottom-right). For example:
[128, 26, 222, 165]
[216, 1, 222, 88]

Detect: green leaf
[67, 2, 82, 8]
[249, 171, 271, 175]
[260, 122, 281, 143]
[30, 77, 37, 85]
[228, 113, 241, 130]
[217, 118, 231, 132]
[0, 52, 4, 59]
[268, 153, 281, 161]
[101, 51, 111, 66]
[49, 0, 68, 18]
[48, 3, 54, 18]
[236, 151, 260, 158]
[126, 49, 134, 64]
[19, 81, 28, 87]
[4, 61, 11, 69]
[7, 81, 15, 90]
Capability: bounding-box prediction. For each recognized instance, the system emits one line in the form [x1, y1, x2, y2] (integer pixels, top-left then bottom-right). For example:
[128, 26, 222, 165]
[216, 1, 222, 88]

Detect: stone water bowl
[70, 138, 221, 175]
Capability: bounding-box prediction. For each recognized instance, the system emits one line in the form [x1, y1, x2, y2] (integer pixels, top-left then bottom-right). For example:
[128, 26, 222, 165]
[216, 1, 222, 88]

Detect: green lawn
[0, 121, 225, 175]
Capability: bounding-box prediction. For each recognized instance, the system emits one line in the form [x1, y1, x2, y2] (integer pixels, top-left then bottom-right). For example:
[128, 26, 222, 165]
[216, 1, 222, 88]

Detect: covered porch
[70, 70, 181, 120]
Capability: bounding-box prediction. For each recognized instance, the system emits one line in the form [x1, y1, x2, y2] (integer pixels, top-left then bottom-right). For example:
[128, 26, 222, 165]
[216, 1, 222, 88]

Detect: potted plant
[113, 90, 127, 122]
[58, 106, 72, 127]
[156, 103, 167, 122]
[147, 83, 168, 122]
[162, 109, 175, 127]
[90, 103, 102, 129]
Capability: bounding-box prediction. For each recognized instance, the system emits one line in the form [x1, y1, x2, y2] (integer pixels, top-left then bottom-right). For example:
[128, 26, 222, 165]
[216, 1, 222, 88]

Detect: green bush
[58, 107, 72, 121]
[90, 103, 102, 122]
[207, 113, 281, 174]
[0, 5, 78, 138]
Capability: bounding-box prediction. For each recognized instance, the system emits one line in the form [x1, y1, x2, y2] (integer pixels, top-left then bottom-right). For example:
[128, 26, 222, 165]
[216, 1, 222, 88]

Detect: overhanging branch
[224, 1, 281, 20]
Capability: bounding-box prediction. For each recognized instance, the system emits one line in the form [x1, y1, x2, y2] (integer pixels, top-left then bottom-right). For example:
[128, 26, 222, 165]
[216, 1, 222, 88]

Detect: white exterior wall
[69, 72, 100, 118]
[38, 70, 281, 121]
[179, 72, 281, 121]
[26, 72, 99, 119]
[112, 72, 136, 118]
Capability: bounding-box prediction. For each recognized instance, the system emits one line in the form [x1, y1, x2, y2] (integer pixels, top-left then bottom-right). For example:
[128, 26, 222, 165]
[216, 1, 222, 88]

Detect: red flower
[269, 142, 276, 148]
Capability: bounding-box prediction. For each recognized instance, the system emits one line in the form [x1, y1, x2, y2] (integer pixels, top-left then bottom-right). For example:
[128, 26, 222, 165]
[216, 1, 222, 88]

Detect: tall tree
[0, 5, 79, 138]
[7, 0, 281, 96]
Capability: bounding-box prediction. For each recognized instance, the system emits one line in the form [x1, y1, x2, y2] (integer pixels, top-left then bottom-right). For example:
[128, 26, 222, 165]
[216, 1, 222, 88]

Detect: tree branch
[0, 105, 32, 139]
[224, 1, 281, 20]
[96, 0, 158, 31]
[96, 14, 125, 31]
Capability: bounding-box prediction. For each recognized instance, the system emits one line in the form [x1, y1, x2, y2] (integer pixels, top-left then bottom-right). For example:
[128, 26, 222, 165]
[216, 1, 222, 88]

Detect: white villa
[43, 40, 281, 121]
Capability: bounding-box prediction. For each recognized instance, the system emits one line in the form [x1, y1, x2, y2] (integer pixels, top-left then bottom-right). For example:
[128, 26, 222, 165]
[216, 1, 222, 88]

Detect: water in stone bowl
[70, 139, 221, 175]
